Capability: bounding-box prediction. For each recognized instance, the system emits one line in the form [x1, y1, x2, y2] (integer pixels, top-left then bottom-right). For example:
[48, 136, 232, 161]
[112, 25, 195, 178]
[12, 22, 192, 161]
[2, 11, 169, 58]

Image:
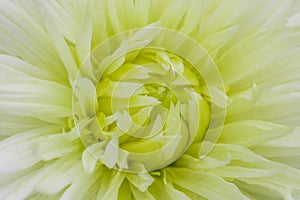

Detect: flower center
[93, 49, 207, 170]
[72, 27, 227, 173]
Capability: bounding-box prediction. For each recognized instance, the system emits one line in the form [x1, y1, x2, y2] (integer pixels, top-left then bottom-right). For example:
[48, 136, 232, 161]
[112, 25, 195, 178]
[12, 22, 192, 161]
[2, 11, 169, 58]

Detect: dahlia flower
[0, 0, 300, 199]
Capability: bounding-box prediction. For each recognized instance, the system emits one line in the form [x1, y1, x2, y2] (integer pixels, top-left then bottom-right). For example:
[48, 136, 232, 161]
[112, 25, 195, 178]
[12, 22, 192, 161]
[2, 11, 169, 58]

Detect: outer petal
[0, 76, 72, 124]
[226, 82, 300, 126]
[167, 168, 249, 200]
[0, 0, 68, 79]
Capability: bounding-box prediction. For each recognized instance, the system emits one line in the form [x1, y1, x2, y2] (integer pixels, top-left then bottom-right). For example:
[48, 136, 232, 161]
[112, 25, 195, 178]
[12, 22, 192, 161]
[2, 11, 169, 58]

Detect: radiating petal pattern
[0, 0, 299, 199]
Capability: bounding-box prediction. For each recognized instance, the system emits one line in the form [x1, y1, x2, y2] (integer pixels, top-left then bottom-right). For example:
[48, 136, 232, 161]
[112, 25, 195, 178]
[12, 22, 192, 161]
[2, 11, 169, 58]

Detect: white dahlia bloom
[0, 0, 300, 199]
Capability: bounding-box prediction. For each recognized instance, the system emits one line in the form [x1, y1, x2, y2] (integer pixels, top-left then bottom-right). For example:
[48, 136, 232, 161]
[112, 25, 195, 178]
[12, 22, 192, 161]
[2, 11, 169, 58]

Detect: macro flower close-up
[1, 0, 300, 199]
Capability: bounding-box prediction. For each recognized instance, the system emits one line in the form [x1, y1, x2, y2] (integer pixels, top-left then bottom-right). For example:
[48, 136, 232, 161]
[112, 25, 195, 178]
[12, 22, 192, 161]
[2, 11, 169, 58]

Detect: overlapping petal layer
[0, 0, 299, 199]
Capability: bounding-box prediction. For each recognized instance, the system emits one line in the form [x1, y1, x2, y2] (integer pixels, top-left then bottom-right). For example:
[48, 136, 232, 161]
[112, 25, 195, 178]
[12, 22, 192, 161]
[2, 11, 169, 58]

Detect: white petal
[218, 30, 300, 93]
[168, 168, 249, 200]
[61, 166, 101, 200]
[130, 184, 155, 200]
[76, 11, 93, 63]
[73, 77, 98, 118]
[126, 172, 154, 192]
[227, 82, 300, 126]
[287, 11, 300, 27]
[148, 177, 190, 200]
[0, 54, 66, 84]
[0, 1, 67, 76]
[218, 120, 293, 146]
[33, 0, 78, 43]
[0, 154, 81, 199]
[0, 76, 72, 123]
[28, 156, 82, 195]
[0, 115, 61, 136]
[0, 131, 79, 174]
[43, 17, 78, 80]
[82, 148, 97, 174]
[174, 154, 231, 169]
[96, 170, 125, 199]
[252, 127, 300, 168]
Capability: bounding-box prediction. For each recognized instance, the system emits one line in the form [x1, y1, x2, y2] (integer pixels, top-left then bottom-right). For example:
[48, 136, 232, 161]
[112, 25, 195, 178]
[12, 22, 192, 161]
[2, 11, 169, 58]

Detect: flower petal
[34, 0, 78, 43]
[218, 120, 293, 147]
[227, 82, 300, 126]
[0, 154, 81, 199]
[218, 30, 300, 93]
[61, 166, 101, 200]
[96, 170, 125, 199]
[0, 129, 79, 174]
[148, 177, 190, 200]
[0, 76, 72, 123]
[0, 54, 66, 84]
[0, 1, 67, 77]
[126, 172, 154, 192]
[252, 127, 300, 168]
[168, 168, 249, 200]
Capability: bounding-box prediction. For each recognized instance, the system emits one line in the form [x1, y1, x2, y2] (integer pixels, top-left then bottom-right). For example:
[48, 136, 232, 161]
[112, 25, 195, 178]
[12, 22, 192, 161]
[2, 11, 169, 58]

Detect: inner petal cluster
[72, 28, 224, 173]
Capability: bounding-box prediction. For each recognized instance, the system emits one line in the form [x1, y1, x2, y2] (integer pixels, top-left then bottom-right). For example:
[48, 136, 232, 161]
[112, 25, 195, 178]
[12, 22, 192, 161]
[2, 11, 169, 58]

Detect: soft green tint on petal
[252, 127, 300, 169]
[0, 0, 300, 199]
[0, 129, 79, 174]
[218, 120, 293, 146]
[126, 172, 154, 192]
[61, 165, 101, 200]
[0, 54, 66, 84]
[34, 0, 78, 43]
[168, 168, 249, 200]
[148, 176, 190, 200]
[0, 153, 81, 199]
[0, 77, 72, 123]
[287, 12, 300, 27]
[96, 170, 125, 199]
[174, 154, 230, 169]
[227, 82, 300, 126]
[0, 1, 67, 78]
